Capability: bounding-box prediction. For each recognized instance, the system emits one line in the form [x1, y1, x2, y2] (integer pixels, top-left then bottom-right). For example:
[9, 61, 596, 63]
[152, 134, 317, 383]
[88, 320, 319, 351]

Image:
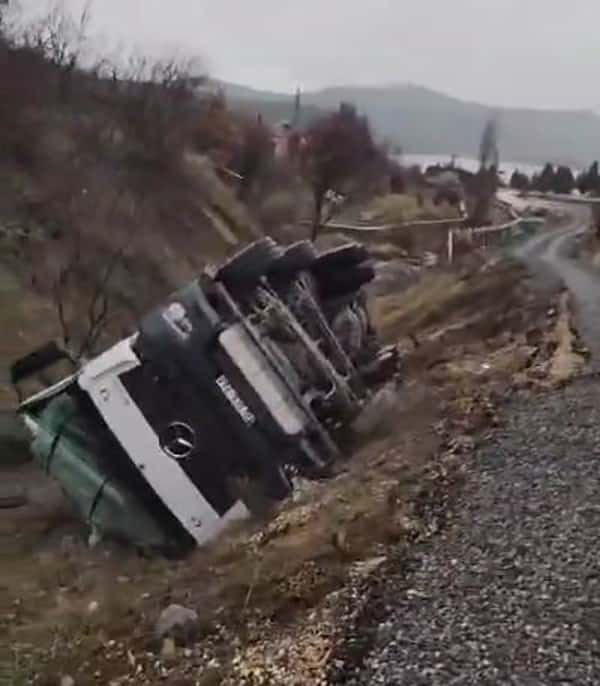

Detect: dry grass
[368, 193, 459, 224]
[373, 258, 532, 346]
[374, 272, 466, 342]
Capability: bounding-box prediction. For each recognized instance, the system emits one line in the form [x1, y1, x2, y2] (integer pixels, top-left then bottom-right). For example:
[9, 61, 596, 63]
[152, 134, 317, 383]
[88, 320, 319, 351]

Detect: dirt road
[342, 201, 600, 685]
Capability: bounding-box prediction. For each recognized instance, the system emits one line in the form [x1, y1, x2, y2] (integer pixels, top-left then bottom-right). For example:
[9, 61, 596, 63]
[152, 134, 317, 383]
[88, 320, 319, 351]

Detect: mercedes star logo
[161, 422, 196, 460]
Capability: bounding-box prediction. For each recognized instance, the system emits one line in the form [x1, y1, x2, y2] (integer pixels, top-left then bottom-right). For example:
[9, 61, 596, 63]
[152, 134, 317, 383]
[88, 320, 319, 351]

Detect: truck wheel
[317, 263, 376, 299]
[216, 238, 282, 289]
[312, 243, 370, 277]
[268, 241, 318, 281]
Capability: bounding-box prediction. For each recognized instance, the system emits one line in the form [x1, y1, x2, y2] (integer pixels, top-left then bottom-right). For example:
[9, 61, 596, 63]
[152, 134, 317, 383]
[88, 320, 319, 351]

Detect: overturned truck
[12, 239, 397, 554]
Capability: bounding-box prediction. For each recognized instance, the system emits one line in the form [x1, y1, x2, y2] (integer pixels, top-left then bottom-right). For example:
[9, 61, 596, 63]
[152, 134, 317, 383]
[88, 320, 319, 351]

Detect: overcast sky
[16, 0, 599, 110]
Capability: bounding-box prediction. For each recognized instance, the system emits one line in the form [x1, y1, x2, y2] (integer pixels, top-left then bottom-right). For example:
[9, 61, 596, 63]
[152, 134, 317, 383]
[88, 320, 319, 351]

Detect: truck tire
[216, 238, 282, 289]
[268, 241, 318, 281]
[317, 263, 376, 299]
[312, 243, 370, 277]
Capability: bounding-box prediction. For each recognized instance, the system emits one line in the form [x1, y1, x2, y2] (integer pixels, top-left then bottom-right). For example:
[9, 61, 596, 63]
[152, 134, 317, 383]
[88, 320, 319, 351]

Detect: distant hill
[217, 81, 324, 129]
[220, 81, 600, 166]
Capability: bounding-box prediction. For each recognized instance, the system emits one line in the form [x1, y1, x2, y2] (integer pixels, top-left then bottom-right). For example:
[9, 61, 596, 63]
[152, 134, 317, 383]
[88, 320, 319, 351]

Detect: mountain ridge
[218, 80, 600, 166]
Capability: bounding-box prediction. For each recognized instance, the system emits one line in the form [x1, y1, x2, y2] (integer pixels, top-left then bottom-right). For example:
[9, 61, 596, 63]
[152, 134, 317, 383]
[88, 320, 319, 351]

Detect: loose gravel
[340, 378, 600, 685]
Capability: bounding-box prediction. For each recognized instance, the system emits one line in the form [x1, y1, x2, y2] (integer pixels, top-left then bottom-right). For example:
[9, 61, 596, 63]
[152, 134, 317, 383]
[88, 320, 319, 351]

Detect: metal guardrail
[309, 216, 466, 234]
[469, 218, 520, 234]
[523, 191, 600, 206]
[447, 217, 545, 263]
[305, 198, 545, 264]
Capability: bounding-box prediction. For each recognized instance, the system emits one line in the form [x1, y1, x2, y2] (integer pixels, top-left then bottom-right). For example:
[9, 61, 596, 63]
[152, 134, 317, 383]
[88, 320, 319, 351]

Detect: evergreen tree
[510, 170, 530, 191]
[536, 163, 555, 193]
[553, 165, 575, 194]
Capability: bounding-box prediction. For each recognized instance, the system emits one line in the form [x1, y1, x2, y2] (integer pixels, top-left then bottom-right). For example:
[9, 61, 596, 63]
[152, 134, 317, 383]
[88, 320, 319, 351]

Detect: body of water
[399, 154, 547, 180]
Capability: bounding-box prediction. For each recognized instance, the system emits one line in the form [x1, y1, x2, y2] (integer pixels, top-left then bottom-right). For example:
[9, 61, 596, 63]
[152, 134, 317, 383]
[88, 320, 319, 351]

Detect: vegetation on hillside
[0, 5, 272, 362]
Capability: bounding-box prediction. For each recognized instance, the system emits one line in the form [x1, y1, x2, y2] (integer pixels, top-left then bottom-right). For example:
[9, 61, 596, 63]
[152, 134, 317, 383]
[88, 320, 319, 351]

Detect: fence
[317, 207, 545, 265]
[523, 191, 600, 206]
[447, 217, 545, 263]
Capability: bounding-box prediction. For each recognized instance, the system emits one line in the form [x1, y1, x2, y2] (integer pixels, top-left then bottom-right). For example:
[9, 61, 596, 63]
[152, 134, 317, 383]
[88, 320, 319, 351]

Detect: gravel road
[340, 204, 600, 685]
[519, 203, 600, 366]
[349, 380, 600, 685]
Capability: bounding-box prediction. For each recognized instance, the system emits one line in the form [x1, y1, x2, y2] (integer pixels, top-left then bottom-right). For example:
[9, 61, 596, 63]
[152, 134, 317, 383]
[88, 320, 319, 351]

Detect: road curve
[337, 199, 600, 685]
[516, 201, 600, 367]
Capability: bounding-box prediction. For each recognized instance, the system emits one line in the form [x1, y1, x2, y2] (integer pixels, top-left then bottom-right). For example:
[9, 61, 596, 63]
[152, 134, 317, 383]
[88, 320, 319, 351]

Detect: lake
[399, 154, 546, 180]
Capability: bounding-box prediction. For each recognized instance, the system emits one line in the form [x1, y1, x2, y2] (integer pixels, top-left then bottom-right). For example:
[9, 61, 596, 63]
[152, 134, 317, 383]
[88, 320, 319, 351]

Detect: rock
[87, 600, 100, 615]
[59, 676, 75, 686]
[155, 604, 199, 645]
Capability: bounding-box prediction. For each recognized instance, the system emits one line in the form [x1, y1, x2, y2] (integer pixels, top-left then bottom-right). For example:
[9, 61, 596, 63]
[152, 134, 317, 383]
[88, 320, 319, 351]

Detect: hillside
[223, 81, 600, 166]
[0, 38, 264, 411]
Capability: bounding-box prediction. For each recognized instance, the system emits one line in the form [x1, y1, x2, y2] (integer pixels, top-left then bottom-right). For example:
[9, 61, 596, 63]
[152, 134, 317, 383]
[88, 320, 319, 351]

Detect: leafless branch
[77, 247, 123, 359]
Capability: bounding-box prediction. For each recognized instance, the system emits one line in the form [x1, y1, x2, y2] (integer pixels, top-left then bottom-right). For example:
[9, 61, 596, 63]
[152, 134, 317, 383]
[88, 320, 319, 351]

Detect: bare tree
[2, 3, 223, 362]
[303, 103, 377, 240]
[29, 184, 128, 362]
[112, 53, 204, 170]
[50, 239, 123, 361]
[15, 0, 92, 102]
